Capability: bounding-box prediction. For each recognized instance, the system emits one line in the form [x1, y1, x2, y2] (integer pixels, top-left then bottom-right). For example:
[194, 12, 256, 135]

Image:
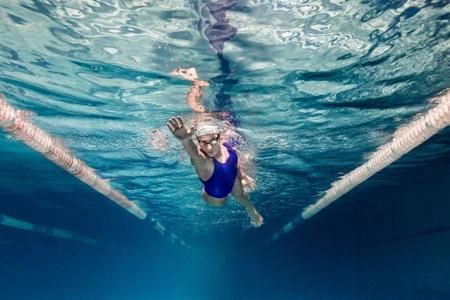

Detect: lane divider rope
[0, 95, 192, 250]
[264, 89, 450, 246]
[0, 213, 117, 248]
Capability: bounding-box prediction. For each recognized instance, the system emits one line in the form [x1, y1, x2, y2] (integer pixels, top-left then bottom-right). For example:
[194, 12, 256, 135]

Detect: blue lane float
[265, 89, 450, 246]
[0, 95, 192, 251]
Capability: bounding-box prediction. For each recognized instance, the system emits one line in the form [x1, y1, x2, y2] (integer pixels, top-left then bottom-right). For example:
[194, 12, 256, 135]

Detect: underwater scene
[1, 0, 450, 299]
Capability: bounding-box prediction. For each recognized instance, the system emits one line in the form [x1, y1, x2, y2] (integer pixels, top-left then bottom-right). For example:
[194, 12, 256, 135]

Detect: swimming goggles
[197, 135, 220, 146]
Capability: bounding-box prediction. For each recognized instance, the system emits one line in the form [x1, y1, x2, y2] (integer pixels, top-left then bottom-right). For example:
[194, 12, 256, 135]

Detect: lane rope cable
[264, 89, 450, 246]
[0, 95, 192, 250]
[0, 213, 117, 248]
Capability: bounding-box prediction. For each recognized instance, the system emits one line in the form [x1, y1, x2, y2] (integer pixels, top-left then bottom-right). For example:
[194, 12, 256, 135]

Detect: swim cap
[195, 123, 220, 137]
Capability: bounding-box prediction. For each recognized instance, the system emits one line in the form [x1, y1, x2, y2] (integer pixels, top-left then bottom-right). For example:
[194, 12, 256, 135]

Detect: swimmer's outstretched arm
[166, 116, 207, 167]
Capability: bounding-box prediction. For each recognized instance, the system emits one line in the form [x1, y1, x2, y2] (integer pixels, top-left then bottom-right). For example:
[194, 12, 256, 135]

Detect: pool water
[1, 0, 450, 299]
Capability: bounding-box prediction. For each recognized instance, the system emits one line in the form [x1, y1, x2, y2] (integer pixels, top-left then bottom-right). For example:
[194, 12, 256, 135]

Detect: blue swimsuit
[200, 143, 238, 198]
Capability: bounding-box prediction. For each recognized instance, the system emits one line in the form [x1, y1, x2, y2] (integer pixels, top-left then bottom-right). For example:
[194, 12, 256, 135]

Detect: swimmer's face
[197, 134, 220, 156]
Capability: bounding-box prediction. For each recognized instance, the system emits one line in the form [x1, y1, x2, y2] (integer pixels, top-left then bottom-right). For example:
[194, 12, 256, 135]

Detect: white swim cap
[195, 123, 220, 137]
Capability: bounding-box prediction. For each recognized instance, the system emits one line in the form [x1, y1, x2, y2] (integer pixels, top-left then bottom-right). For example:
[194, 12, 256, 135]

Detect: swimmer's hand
[166, 116, 195, 142]
[241, 174, 257, 191]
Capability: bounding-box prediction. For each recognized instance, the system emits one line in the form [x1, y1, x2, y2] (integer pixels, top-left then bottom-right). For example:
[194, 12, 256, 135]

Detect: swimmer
[166, 116, 263, 227]
[170, 67, 210, 113]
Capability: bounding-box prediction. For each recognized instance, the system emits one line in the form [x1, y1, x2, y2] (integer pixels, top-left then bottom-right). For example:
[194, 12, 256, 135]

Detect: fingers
[248, 178, 257, 191]
[166, 117, 177, 133]
[167, 116, 192, 138]
[176, 116, 185, 127]
[166, 116, 181, 134]
[242, 178, 257, 191]
[170, 116, 181, 128]
[167, 116, 183, 129]
[166, 122, 174, 133]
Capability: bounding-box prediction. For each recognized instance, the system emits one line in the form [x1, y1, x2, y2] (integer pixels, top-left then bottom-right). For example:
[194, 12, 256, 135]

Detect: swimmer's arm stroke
[166, 116, 207, 165]
[237, 162, 257, 191]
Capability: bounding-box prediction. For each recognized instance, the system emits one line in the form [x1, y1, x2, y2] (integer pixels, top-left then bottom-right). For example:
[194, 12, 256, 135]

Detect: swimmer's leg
[186, 82, 209, 113]
[230, 177, 263, 227]
[202, 189, 227, 207]
[170, 68, 210, 113]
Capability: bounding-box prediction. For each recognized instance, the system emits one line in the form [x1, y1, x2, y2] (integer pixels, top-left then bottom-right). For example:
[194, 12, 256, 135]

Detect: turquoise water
[1, 0, 450, 299]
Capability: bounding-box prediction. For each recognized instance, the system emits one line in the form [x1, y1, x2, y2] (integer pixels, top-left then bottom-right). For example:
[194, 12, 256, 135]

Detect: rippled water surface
[1, 0, 450, 249]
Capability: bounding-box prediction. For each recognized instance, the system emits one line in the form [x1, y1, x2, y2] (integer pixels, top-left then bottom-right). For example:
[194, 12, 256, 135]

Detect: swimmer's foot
[170, 68, 210, 87]
[247, 207, 264, 227]
[170, 67, 198, 81]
